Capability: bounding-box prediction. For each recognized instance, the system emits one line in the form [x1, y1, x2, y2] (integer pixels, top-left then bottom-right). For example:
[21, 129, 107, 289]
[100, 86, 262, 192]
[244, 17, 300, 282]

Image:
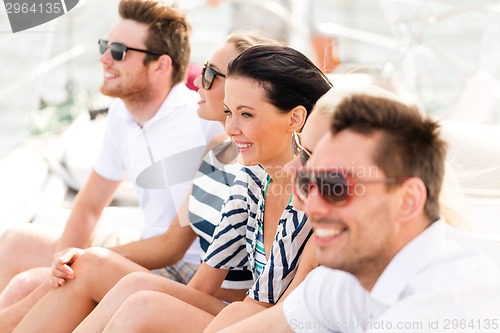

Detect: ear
[397, 177, 427, 221]
[288, 106, 307, 133]
[151, 54, 172, 75]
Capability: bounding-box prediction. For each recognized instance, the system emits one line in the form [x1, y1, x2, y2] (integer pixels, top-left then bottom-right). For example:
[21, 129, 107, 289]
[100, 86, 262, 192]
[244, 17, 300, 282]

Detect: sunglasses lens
[98, 40, 126, 61]
[319, 172, 350, 204]
[202, 65, 215, 90]
[300, 151, 310, 166]
[110, 43, 126, 61]
[295, 170, 311, 201]
[98, 40, 107, 55]
[295, 171, 351, 204]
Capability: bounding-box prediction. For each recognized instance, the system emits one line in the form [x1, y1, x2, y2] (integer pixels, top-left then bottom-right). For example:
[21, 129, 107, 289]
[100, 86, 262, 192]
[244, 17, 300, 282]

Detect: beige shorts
[151, 261, 199, 284]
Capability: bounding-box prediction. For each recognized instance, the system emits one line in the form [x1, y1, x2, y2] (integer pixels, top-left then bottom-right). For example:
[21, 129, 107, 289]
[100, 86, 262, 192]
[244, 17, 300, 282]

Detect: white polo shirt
[283, 219, 500, 332]
[94, 83, 224, 264]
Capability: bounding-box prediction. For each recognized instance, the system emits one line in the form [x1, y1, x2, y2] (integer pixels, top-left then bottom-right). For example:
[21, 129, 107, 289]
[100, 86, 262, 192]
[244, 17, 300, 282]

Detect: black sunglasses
[292, 132, 312, 166]
[295, 168, 406, 206]
[98, 39, 166, 62]
[201, 61, 226, 90]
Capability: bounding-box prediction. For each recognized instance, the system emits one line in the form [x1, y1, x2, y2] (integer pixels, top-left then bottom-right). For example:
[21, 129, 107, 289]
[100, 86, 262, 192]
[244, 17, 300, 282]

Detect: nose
[303, 185, 329, 218]
[99, 47, 113, 65]
[193, 74, 202, 90]
[225, 115, 241, 137]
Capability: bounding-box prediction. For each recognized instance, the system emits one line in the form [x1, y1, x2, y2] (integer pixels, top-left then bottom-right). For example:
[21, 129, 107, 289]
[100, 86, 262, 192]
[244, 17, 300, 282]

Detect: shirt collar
[370, 218, 446, 305]
[143, 83, 193, 127]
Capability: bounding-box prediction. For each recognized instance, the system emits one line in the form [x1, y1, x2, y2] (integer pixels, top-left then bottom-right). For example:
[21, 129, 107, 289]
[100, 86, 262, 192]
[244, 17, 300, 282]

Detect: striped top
[189, 141, 253, 290]
[203, 166, 312, 304]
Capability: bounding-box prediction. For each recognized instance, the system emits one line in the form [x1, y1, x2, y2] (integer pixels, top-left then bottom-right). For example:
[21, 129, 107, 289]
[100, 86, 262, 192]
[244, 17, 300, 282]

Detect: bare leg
[0, 282, 51, 333]
[75, 271, 227, 333]
[0, 267, 51, 310]
[217, 304, 289, 333]
[0, 227, 57, 292]
[103, 290, 215, 333]
[204, 301, 266, 333]
[12, 247, 150, 333]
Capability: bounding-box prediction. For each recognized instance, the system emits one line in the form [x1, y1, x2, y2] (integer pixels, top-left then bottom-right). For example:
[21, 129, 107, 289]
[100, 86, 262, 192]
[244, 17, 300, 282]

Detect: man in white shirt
[220, 90, 500, 333]
[0, 0, 222, 330]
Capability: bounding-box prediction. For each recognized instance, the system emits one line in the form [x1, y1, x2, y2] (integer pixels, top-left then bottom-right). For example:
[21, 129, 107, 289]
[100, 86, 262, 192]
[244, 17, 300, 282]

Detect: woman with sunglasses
[64, 45, 332, 333]
[9, 33, 280, 333]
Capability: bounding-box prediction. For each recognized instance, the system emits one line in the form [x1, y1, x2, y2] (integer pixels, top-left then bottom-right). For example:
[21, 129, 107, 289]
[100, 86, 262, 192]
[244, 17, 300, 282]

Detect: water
[1, 0, 499, 157]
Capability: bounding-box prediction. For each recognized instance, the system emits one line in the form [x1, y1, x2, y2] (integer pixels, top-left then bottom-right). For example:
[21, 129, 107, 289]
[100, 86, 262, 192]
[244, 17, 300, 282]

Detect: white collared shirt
[283, 219, 500, 332]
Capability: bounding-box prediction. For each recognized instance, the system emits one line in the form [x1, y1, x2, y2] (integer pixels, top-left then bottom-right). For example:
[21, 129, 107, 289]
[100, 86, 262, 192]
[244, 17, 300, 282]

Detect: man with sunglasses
[221, 89, 500, 333]
[0, 0, 223, 329]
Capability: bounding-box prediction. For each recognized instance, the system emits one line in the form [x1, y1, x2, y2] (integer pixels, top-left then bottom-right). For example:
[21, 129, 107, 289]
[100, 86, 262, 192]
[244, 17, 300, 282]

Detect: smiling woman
[58, 45, 332, 333]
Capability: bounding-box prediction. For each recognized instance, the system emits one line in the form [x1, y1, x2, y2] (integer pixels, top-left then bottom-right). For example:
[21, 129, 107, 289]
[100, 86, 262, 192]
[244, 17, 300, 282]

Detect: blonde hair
[226, 30, 283, 54]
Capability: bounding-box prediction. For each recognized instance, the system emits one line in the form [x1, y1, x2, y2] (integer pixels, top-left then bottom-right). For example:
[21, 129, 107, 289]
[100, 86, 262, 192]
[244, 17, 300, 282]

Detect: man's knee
[68, 247, 114, 276]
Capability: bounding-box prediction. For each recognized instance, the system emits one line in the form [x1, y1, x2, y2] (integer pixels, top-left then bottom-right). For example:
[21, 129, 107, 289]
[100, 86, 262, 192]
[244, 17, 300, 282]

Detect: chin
[316, 250, 340, 270]
[99, 85, 118, 98]
[236, 155, 246, 166]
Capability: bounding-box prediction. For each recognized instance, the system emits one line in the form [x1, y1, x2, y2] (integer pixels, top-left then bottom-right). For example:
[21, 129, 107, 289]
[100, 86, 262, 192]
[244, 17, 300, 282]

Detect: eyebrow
[223, 103, 256, 111]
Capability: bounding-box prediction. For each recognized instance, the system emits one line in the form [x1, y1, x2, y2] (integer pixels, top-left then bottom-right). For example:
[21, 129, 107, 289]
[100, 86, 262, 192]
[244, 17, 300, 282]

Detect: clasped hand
[50, 247, 84, 288]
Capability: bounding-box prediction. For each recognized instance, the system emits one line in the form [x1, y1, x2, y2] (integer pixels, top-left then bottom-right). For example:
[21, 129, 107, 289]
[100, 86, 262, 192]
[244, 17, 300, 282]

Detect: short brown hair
[119, 0, 190, 84]
[331, 94, 446, 222]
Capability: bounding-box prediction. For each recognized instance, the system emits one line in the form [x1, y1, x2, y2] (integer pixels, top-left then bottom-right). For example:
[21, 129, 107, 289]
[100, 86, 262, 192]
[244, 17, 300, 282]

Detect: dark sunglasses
[292, 132, 312, 166]
[295, 168, 406, 206]
[98, 39, 166, 62]
[201, 61, 226, 90]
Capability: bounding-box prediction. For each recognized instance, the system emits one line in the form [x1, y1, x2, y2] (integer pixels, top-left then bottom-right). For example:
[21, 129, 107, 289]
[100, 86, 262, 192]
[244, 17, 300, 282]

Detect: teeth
[235, 143, 253, 149]
[104, 72, 116, 79]
[315, 228, 342, 239]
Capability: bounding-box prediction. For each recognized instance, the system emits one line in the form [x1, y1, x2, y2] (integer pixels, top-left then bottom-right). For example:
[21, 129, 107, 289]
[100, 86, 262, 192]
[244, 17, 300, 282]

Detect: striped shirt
[204, 166, 312, 304]
[189, 141, 253, 290]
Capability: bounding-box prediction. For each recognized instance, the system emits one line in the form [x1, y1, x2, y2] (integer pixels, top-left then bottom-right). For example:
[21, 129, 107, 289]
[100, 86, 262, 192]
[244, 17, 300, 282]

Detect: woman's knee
[114, 271, 156, 291]
[104, 291, 161, 332]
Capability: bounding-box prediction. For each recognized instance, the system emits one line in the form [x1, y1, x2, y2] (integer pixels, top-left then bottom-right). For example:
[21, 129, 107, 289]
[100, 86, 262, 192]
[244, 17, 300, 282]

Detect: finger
[58, 252, 75, 265]
[63, 264, 75, 279]
[52, 266, 73, 280]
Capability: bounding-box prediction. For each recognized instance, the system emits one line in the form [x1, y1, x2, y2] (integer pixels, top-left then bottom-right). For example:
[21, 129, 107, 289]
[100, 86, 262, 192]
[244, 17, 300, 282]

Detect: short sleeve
[283, 267, 338, 333]
[93, 100, 127, 181]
